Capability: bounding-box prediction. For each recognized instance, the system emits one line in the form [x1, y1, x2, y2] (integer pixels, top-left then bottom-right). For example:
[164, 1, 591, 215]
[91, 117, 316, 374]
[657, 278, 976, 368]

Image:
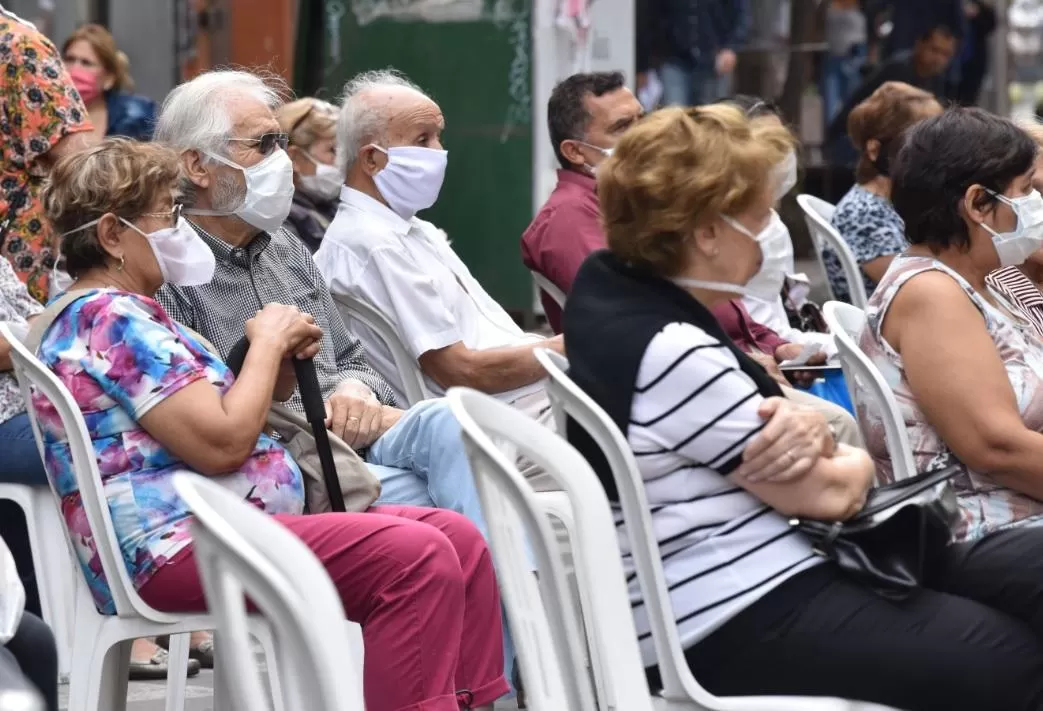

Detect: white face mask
[62, 214, 216, 287]
[189, 149, 296, 233]
[577, 141, 613, 176]
[371, 145, 448, 220]
[981, 188, 1043, 267]
[50, 264, 74, 295]
[774, 150, 798, 202]
[298, 151, 343, 201]
[672, 210, 793, 302]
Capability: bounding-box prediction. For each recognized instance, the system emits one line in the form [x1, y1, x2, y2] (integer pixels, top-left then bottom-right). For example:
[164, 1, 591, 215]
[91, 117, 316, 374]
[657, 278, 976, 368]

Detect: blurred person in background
[826, 81, 942, 302]
[949, 0, 997, 106]
[61, 23, 157, 142]
[640, 0, 751, 107]
[824, 21, 956, 166]
[522, 71, 643, 332]
[276, 97, 341, 253]
[0, 5, 94, 303]
[821, 0, 868, 124]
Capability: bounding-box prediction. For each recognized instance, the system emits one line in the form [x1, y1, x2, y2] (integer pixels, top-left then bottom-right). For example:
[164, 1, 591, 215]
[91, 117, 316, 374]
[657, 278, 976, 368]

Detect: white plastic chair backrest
[530, 270, 567, 309]
[447, 387, 607, 711]
[173, 473, 363, 711]
[534, 348, 722, 706]
[796, 193, 869, 309]
[2, 322, 179, 623]
[822, 302, 917, 480]
[331, 292, 429, 406]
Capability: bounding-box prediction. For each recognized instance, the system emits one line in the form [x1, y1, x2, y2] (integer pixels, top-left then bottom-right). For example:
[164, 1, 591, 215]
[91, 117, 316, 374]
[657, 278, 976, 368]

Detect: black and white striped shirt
[623, 322, 821, 664]
[156, 222, 400, 413]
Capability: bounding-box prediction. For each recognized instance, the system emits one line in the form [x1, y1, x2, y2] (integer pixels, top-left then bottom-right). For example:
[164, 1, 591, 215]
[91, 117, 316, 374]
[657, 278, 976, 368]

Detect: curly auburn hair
[42, 137, 182, 277]
[597, 104, 795, 276]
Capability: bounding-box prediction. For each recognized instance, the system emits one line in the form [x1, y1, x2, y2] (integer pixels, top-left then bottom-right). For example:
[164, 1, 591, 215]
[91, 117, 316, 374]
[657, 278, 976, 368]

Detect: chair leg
[30, 495, 75, 679]
[80, 637, 131, 711]
[255, 627, 284, 711]
[165, 633, 191, 711]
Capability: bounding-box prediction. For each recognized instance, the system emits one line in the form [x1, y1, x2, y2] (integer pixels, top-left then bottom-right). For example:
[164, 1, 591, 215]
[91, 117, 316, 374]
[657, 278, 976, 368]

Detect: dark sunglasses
[227, 132, 290, 156]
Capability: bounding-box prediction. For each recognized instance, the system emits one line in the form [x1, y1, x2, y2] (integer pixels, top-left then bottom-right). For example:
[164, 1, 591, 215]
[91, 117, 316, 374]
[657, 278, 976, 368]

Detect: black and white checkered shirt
[156, 222, 400, 412]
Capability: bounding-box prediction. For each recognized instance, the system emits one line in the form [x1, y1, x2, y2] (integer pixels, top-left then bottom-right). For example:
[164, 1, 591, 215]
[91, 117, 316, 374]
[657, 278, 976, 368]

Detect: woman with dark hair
[861, 107, 1043, 542]
[827, 80, 942, 302]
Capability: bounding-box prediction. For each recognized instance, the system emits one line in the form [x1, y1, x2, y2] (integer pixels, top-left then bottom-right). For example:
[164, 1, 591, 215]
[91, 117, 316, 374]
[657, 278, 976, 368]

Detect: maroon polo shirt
[521, 169, 603, 333]
[711, 299, 789, 355]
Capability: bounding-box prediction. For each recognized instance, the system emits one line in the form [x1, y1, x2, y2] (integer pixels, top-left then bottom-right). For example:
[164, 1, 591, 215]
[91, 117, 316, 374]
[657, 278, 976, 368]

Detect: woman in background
[62, 24, 157, 142]
[826, 81, 941, 302]
[276, 98, 342, 253]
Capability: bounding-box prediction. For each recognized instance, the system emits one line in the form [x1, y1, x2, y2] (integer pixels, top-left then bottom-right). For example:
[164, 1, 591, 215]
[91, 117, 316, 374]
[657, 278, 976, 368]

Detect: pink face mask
[67, 65, 102, 104]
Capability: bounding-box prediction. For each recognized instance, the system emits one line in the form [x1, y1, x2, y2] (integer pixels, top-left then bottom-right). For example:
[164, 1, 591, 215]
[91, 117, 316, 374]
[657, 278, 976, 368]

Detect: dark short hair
[547, 71, 626, 169]
[916, 22, 961, 43]
[716, 94, 782, 120]
[892, 108, 1037, 251]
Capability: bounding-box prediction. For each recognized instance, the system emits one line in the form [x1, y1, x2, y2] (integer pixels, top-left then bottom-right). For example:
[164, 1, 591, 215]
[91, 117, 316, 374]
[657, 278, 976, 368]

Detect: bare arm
[419, 334, 566, 394]
[38, 130, 97, 170]
[0, 335, 11, 372]
[883, 270, 1043, 497]
[734, 444, 874, 521]
[861, 254, 896, 285]
[136, 304, 322, 476]
[138, 337, 285, 475]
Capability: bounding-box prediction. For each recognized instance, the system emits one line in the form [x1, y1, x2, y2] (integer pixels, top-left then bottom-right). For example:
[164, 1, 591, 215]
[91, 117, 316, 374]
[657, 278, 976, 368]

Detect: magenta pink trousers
[138, 505, 509, 711]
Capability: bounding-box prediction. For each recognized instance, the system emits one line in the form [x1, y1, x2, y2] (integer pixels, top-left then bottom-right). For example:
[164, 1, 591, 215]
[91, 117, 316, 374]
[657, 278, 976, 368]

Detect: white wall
[530, 0, 634, 214]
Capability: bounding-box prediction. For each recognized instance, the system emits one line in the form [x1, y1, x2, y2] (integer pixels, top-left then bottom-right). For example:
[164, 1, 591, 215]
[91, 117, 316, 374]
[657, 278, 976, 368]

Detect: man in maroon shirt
[521, 71, 643, 332]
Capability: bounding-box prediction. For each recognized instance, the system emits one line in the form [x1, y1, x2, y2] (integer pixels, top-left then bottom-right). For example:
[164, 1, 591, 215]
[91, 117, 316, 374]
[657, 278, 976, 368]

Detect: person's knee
[394, 521, 467, 596]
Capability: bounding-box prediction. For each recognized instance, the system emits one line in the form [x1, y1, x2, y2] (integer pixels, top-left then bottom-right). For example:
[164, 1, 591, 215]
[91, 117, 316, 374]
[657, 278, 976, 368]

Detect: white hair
[335, 68, 428, 174]
[155, 69, 284, 160]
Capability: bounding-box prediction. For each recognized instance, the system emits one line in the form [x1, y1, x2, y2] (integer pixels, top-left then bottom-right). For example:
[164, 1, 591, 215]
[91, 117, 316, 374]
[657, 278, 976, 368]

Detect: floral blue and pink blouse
[33, 289, 305, 613]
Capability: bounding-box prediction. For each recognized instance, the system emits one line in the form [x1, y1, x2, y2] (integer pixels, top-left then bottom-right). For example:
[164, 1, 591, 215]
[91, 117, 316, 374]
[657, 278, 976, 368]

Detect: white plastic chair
[331, 293, 431, 406]
[173, 473, 365, 711]
[822, 302, 918, 481]
[3, 324, 281, 711]
[796, 194, 869, 309]
[0, 482, 75, 679]
[534, 349, 903, 711]
[531, 270, 567, 310]
[449, 387, 625, 711]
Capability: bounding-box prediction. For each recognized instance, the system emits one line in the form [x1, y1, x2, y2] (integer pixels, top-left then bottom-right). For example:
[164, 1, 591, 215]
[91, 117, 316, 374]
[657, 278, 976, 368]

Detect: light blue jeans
[659, 61, 731, 107]
[365, 398, 518, 693]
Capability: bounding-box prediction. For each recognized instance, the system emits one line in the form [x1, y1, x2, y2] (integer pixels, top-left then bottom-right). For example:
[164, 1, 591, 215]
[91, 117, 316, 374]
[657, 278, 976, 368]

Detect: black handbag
[795, 463, 962, 600]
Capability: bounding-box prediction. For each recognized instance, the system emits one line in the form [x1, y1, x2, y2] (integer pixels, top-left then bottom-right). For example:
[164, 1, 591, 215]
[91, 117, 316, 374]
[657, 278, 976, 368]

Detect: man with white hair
[152, 70, 495, 539]
[315, 70, 563, 456]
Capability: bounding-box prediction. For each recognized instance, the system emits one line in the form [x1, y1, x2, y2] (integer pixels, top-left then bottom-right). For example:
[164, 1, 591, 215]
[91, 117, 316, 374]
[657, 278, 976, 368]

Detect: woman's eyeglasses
[227, 132, 290, 156]
[140, 203, 183, 226]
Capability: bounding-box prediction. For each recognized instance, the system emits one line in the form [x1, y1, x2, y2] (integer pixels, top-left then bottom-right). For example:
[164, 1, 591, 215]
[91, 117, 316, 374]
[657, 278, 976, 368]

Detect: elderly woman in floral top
[36, 137, 508, 711]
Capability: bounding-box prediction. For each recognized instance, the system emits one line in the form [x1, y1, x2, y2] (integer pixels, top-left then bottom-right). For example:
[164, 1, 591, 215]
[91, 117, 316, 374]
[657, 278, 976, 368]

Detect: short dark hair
[547, 71, 626, 169]
[892, 108, 1037, 251]
[916, 22, 960, 43]
[716, 94, 782, 120]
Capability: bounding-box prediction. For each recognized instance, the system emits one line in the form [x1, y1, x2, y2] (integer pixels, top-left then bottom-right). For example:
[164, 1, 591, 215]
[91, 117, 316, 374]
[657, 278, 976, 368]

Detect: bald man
[315, 70, 564, 459]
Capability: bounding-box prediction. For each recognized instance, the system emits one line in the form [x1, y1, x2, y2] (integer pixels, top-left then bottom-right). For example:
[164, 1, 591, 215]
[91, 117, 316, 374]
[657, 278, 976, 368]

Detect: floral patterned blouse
[0, 254, 42, 424]
[0, 9, 91, 303]
[34, 290, 305, 613]
[858, 255, 1043, 542]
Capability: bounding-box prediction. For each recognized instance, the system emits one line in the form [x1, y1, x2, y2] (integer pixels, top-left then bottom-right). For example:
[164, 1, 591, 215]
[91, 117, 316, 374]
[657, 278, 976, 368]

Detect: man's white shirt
[315, 186, 545, 406]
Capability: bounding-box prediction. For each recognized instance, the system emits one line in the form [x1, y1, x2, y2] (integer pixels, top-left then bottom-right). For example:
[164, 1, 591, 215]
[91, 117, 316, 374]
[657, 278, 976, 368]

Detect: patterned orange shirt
[0, 10, 92, 303]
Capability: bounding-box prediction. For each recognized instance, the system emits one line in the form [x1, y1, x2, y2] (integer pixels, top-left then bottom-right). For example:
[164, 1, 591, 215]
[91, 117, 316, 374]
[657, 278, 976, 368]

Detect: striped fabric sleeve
[631, 322, 769, 475]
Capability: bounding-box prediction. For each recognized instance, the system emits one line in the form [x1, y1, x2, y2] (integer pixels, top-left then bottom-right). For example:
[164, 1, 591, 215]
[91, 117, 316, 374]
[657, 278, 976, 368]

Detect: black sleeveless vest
[563, 250, 783, 501]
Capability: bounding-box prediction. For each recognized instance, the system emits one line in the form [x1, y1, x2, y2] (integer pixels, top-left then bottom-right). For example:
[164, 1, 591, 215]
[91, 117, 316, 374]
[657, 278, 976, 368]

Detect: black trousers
[4, 612, 57, 711]
[648, 526, 1043, 711]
